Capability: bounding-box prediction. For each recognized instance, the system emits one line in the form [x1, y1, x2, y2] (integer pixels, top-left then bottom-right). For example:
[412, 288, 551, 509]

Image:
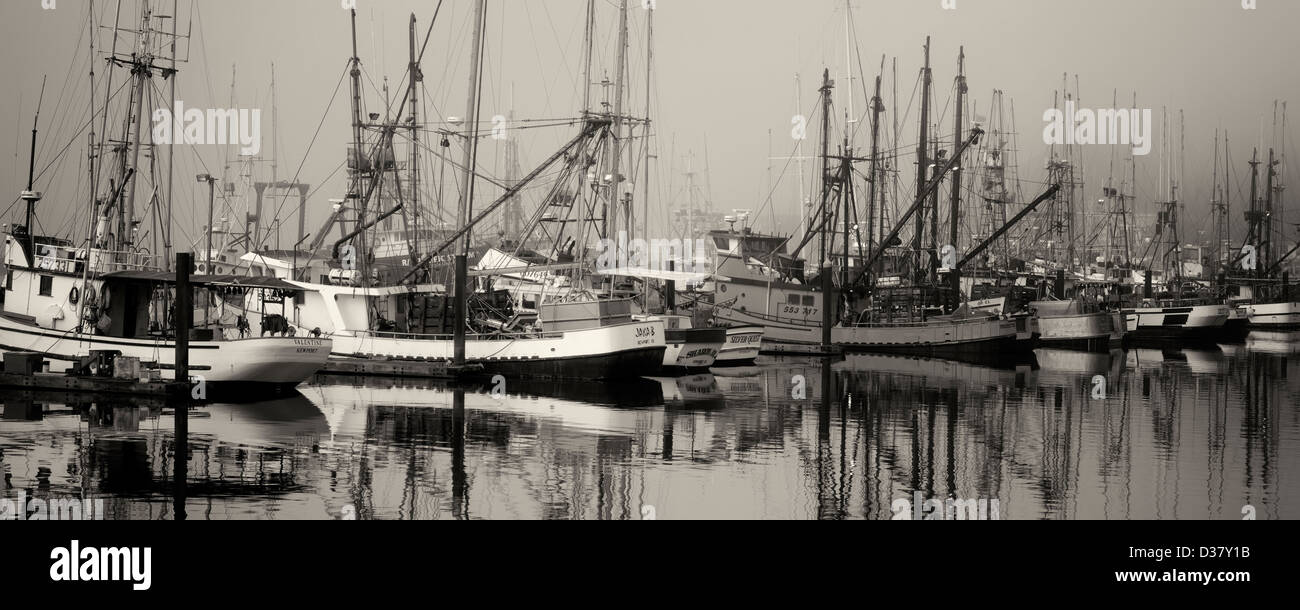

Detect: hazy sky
[1, 0, 1297, 254]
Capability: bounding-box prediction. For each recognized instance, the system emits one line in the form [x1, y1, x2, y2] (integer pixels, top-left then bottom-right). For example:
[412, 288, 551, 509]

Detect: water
[2, 333, 1298, 520]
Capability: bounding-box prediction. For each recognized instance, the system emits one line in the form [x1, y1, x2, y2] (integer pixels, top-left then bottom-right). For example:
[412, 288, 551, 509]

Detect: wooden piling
[174, 252, 191, 521]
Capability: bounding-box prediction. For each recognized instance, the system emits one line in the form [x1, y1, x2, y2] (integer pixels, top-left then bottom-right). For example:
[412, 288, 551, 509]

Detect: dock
[0, 371, 189, 399]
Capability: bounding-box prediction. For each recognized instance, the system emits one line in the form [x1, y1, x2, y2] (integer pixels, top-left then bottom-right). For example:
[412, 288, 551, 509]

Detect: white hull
[1247, 302, 1300, 329]
[0, 314, 330, 386]
[1123, 304, 1230, 336]
[713, 308, 820, 349]
[715, 326, 764, 365]
[326, 320, 667, 380]
[832, 317, 1018, 353]
[662, 336, 721, 369]
[1036, 311, 1123, 349]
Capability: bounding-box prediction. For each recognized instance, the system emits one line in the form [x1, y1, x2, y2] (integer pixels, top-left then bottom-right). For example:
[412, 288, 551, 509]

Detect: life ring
[69, 286, 80, 305]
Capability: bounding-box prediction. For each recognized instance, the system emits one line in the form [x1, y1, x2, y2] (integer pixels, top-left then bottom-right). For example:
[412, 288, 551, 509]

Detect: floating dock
[0, 371, 188, 398]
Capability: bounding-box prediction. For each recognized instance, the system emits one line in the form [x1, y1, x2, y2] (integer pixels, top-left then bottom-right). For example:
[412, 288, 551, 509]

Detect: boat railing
[847, 315, 999, 329]
[357, 329, 566, 341]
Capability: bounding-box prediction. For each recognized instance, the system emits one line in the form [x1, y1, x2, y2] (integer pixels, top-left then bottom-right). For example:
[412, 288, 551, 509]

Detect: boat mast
[913, 38, 931, 284]
[641, 2, 655, 304]
[1248, 148, 1261, 278]
[22, 78, 47, 260]
[121, 0, 156, 257]
[606, 0, 630, 242]
[817, 69, 834, 348]
[455, 0, 488, 365]
[868, 67, 883, 279]
[409, 13, 422, 261]
[948, 47, 965, 301]
[1264, 147, 1276, 276]
[164, 0, 177, 270]
[347, 8, 369, 285]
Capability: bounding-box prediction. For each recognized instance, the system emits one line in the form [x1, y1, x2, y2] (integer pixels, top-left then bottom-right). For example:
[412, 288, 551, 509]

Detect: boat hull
[0, 314, 331, 389]
[831, 317, 1018, 358]
[1247, 302, 1300, 330]
[1037, 311, 1122, 352]
[663, 327, 726, 370]
[714, 326, 765, 367]
[325, 320, 667, 381]
[713, 308, 821, 352]
[1122, 304, 1230, 341]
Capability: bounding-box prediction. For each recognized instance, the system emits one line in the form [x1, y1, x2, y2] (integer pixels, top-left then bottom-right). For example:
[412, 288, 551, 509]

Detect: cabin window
[714, 237, 729, 250]
[39, 275, 53, 297]
[787, 294, 802, 305]
[802, 295, 816, 307]
[5, 270, 11, 291]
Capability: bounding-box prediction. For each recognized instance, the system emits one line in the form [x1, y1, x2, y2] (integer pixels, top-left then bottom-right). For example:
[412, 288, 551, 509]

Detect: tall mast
[640, 3, 655, 253]
[22, 78, 46, 260]
[347, 8, 368, 282]
[409, 13, 422, 260]
[1248, 148, 1261, 277]
[122, 0, 155, 254]
[580, 0, 595, 114]
[818, 69, 834, 348]
[164, 0, 177, 270]
[913, 38, 931, 283]
[607, 0, 630, 240]
[949, 47, 965, 259]
[867, 67, 883, 275]
[1264, 147, 1276, 274]
[454, 0, 488, 366]
[1223, 131, 1231, 271]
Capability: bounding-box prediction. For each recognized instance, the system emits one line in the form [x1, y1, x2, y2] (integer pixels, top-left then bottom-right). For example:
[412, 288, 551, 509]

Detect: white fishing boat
[832, 312, 1018, 356]
[1121, 298, 1230, 340]
[633, 314, 724, 370]
[1030, 300, 1124, 352]
[234, 281, 667, 381]
[714, 325, 765, 366]
[0, 237, 330, 390]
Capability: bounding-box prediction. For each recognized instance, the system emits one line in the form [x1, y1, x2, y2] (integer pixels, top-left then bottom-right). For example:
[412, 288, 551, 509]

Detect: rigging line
[2, 78, 134, 220]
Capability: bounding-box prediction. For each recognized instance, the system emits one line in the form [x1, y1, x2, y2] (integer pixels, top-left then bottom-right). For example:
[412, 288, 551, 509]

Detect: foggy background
[1, 0, 1296, 258]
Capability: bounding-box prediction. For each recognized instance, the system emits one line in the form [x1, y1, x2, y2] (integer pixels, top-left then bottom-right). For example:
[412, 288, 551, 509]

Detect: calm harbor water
[2, 333, 1297, 520]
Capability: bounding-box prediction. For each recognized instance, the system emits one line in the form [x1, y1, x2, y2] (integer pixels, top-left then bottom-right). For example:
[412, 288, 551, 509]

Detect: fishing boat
[1121, 297, 1230, 340]
[714, 325, 765, 366]
[0, 236, 331, 390]
[229, 279, 666, 381]
[0, 1, 329, 392]
[1030, 295, 1124, 352]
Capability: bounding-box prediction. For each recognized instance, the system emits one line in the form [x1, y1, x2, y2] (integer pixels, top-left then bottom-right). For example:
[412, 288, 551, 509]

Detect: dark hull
[840, 334, 1019, 360]
[1036, 336, 1118, 353]
[473, 346, 666, 381]
[1124, 327, 1227, 346]
[710, 357, 759, 368]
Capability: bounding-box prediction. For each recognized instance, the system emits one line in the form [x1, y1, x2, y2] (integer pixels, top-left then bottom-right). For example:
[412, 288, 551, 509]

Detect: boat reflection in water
[1, 333, 1297, 519]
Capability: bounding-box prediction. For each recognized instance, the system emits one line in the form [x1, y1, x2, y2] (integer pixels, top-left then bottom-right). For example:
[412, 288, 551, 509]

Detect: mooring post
[453, 254, 467, 365]
[821, 265, 833, 350]
[665, 260, 677, 314]
[174, 252, 192, 521]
